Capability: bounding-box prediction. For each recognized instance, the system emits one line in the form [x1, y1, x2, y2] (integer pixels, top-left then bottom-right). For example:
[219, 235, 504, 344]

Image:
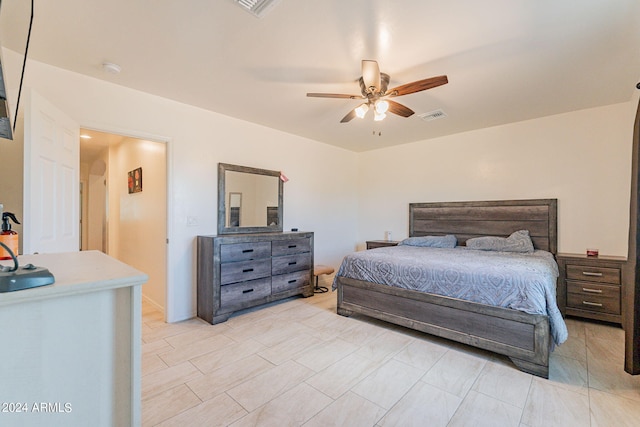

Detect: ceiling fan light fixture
[355, 103, 369, 119]
[307, 60, 448, 124]
[375, 100, 389, 114]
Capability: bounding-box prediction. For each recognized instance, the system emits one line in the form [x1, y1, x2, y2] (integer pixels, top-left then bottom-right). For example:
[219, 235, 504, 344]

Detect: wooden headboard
[409, 199, 557, 254]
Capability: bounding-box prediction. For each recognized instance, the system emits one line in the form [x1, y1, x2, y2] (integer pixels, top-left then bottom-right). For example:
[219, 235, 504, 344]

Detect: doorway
[80, 128, 168, 315]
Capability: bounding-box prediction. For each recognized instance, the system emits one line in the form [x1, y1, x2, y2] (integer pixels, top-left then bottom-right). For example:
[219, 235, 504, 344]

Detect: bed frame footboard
[336, 276, 550, 378]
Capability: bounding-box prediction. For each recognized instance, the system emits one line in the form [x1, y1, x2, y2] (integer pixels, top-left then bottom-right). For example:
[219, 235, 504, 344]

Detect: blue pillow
[399, 235, 457, 248]
[466, 230, 534, 253]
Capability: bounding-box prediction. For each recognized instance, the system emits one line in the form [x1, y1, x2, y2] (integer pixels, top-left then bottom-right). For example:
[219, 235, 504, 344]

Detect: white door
[23, 89, 80, 254]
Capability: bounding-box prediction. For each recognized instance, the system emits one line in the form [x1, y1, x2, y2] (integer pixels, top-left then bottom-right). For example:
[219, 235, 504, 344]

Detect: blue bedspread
[333, 246, 568, 345]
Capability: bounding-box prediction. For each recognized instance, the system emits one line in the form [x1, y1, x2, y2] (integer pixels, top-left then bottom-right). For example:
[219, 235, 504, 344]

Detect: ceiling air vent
[232, 0, 282, 18]
[418, 109, 447, 122]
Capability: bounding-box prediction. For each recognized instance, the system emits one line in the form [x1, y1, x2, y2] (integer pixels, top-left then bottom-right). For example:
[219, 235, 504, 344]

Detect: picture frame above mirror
[218, 163, 283, 235]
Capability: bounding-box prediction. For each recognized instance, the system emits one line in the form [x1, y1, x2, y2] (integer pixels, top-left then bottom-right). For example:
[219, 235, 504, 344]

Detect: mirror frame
[218, 163, 283, 235]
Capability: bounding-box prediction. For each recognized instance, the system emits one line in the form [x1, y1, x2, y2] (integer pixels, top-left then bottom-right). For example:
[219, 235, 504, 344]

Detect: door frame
[81, 122, 173, 322]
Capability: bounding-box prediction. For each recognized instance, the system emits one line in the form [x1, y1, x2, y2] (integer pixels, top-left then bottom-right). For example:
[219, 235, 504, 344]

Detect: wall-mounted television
[0, 0, 13, 141]
[0, 0, 31, 142]
[0, 46, 13, 140]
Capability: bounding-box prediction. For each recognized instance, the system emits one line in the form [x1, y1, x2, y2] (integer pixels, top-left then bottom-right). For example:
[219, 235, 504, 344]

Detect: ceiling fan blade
[361, 60, 381, 93]
[340, 109, 357, 123]
[306, 93, 362, 99]
[386, 100, 415, 117]
[387, 75, 448, 97]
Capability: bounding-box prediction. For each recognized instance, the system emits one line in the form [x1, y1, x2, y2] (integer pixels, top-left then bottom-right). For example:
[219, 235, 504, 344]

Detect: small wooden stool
[313, 265, 334, 293]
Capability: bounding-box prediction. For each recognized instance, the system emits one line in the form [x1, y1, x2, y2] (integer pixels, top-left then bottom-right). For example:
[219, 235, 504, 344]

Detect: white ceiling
[1, 0, 639, 152]
[79, 129, 125, 164]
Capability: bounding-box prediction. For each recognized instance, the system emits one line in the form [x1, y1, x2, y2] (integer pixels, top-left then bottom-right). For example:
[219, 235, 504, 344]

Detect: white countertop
[0, 250, 148, 306]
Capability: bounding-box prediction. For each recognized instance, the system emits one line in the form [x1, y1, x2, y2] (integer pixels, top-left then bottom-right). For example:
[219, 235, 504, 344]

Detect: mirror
[218, 163, 283, 234]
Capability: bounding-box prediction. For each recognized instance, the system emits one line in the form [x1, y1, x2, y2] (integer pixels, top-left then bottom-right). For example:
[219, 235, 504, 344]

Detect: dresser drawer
[221, 242, 271, 262]
[221, 259, 271, 285]
[220, 278, 271, 308]
[272, 270, 310, 294]
[566, 264, 620, 285]
[567, 281, 620, 314]
[272, 253, 311, 275]
[272, 238, 311, 256]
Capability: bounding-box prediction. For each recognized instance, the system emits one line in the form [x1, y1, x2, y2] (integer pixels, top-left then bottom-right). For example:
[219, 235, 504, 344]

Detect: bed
[334, 199, 566, 378]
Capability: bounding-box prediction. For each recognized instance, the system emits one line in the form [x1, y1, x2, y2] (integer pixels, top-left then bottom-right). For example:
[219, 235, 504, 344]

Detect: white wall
[3, 49, 358, 322]
[358, 101, 635, 256]
[110, 137, 167, 310]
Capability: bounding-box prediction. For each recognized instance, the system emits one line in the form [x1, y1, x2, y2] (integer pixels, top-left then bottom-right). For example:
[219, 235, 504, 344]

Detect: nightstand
[366, 240, 400, 250]
[556, 253, 627, 325]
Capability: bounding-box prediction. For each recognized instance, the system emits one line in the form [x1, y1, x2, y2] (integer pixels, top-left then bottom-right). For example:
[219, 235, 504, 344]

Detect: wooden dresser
[197, 232, 314, 324]
[556, 253, 626, 325]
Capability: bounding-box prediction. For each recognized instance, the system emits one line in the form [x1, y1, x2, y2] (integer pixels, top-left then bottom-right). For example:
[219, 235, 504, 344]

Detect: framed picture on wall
[128, 167, 142, 193]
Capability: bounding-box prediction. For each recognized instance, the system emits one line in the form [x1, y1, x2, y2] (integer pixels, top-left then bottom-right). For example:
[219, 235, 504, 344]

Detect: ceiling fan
[307, 60, 448, 123]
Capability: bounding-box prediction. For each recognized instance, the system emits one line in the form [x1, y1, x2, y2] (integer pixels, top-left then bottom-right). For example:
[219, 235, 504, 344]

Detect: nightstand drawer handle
[582, 301, 603, 307]
[288, 245, 297, 249]
[242, 268, 254, 273]
[582, 271, 603, 277]
[288, 261, 297, 266]
[242, 288, 254, 294]
[242, 249, 254, 253]
[582, 288, 603, 294]
[288, 279, 297, 284]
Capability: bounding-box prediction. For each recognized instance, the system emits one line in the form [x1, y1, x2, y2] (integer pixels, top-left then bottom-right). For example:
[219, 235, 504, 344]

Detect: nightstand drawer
[566, 265, 620, 285]
[366, 240, 399, 250]
[567, 282, 620, 314]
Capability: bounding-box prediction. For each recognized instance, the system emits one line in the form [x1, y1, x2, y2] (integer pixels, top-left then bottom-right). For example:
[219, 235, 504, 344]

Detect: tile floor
[141, 287, 640, 426]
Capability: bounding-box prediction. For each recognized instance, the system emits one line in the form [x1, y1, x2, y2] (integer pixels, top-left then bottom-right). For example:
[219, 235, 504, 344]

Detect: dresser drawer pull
[582, 271, 603, 277]
[242, 288, 254, 294]
[288, 261, 297, 266]
[582, 288, 603, 294]
[582, 301, 603, 307]
[288, 245, 297, 249]
[242, 249, 254, 253]
[242, 268, 254, 273]
[288, 279, 297, 284]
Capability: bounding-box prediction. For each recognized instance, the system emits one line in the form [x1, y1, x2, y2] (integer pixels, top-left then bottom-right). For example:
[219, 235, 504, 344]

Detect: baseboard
[142, 293, 165, 318]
